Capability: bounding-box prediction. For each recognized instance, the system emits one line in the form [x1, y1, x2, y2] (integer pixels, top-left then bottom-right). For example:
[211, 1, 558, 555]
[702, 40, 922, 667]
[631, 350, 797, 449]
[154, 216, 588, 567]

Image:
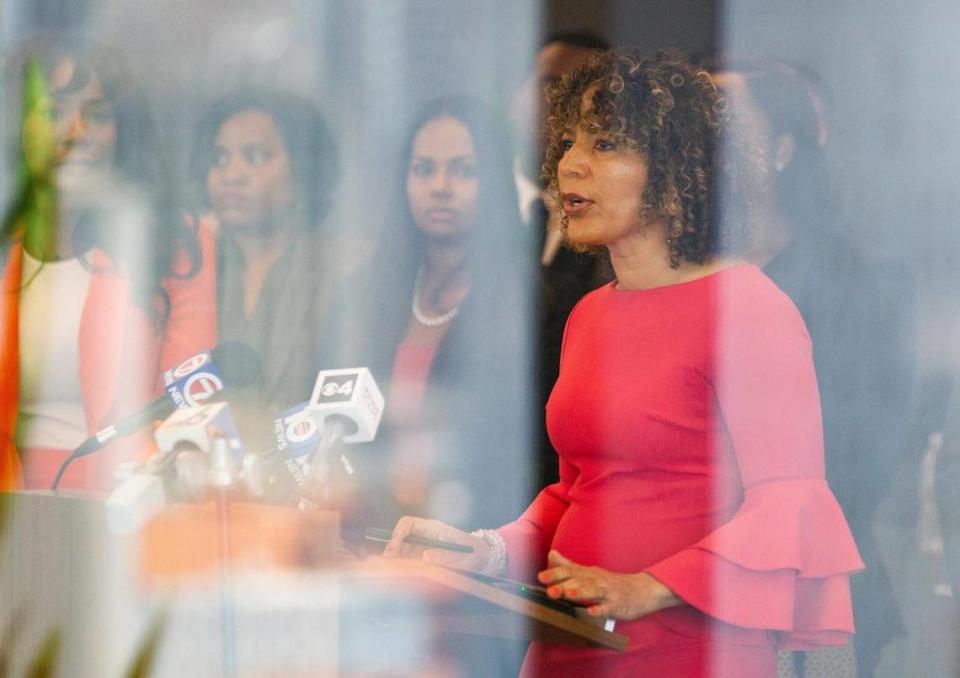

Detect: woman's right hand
[383, 516, 490, 572]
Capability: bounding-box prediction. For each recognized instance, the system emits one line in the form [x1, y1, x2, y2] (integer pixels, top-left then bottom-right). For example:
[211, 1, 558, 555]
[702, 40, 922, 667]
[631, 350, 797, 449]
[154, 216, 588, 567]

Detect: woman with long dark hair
[331, 95, 532, 533]
[0, 37, 214, 491]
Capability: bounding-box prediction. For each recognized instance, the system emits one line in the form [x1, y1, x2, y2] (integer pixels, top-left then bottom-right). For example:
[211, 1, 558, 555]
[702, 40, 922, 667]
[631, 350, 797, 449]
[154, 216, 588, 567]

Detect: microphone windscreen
[211, 341, 262, 389]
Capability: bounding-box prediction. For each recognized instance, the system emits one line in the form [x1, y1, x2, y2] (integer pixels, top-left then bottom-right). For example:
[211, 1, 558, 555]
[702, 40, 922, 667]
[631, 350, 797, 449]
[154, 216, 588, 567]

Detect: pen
[364, 527, 475, 553]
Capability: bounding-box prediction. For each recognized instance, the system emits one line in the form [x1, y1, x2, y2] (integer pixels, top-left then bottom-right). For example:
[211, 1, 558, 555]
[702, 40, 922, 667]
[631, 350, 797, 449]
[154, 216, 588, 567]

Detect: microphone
[105, 451, 183, 534]
[308, 367, 383, 442]
[242, 401, 321, 501]
[105, 403, 244, 533]
[304, 367, 384, 484]
[154, 401, 246, 464]
[153, 401, 245, 491]
[241, 368, 385, 502]
[71, 343, 259, 457]
[52, 341, 260, 490]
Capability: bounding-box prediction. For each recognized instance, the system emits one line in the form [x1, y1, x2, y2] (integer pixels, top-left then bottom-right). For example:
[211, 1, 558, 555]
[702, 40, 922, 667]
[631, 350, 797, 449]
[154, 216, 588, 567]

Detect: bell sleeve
[644, 280, 865, 650]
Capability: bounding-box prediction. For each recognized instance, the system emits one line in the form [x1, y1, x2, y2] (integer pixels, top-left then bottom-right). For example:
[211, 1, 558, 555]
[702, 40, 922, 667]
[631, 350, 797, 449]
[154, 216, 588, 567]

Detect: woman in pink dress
[386, 49, 863, 677]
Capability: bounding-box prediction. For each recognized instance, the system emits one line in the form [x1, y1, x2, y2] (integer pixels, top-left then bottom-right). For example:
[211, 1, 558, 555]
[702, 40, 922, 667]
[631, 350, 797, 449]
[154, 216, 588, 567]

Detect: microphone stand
[210, 434, 239, 678]
[301, 418, 352, 505]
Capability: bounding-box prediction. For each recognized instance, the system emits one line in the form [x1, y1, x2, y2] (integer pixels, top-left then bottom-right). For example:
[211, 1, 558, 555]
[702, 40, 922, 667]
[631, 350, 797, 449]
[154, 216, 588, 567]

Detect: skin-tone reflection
[206, 110, 296, 317]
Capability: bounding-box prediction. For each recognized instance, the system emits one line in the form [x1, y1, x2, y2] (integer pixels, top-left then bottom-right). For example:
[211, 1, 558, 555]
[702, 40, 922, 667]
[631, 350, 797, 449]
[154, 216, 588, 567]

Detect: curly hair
[543, 48, 745, 267]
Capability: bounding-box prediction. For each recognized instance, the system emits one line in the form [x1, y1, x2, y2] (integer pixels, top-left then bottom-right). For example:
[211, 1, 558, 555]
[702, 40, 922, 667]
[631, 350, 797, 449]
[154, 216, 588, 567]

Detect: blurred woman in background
[329, 95, 532, 535]
[712, 59, 912, 677]
[191, 88, 340, 412]
[0, 37, 215, 491]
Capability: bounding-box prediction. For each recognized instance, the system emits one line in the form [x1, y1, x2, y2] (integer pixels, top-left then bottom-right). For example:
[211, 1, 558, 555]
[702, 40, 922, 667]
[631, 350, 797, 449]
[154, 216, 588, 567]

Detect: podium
[0, 492, 626, 677]
[341, 557, 627, 650]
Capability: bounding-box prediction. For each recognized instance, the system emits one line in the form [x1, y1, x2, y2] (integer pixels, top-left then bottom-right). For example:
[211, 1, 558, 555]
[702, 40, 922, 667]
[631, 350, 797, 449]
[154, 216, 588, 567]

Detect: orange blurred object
[139, 501, 339, 583]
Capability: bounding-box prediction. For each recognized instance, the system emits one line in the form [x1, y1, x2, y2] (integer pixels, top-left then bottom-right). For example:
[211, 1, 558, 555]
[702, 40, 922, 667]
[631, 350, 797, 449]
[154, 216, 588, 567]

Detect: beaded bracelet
[471, 528, 507, 577]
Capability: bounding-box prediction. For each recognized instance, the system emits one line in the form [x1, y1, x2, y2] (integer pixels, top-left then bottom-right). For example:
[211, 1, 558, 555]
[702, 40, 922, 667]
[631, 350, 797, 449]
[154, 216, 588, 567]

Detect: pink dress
[499, 264, 863, 677]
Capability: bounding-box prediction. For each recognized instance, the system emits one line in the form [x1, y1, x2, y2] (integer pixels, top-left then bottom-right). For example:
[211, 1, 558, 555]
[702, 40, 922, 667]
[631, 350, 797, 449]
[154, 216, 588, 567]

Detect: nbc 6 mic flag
[162, 349, 226, 409]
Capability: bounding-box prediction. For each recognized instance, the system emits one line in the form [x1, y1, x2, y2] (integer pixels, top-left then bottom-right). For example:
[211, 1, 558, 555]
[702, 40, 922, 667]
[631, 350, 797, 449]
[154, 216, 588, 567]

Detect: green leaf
[20, 56, 56, 181]
[24, 628, 60, 678]
[2, 54, 58, 255]
[123, 609, 167, 678]
[0, 492, 12, 548]
[0, 604, 28, 678]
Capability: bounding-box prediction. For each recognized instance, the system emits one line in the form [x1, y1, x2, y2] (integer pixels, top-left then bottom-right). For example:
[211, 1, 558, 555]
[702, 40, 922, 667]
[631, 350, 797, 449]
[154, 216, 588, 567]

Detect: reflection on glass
[3, 2, 956, 676]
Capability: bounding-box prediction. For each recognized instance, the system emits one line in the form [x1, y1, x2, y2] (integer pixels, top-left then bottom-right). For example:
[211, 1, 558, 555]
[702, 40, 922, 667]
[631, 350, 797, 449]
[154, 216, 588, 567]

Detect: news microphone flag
[162, 349, 226, 409]
[243, 401, 321, 499]
[273, 401, 323, 457]
[154, 402, 245, 460]
[308, 367, 384, 443]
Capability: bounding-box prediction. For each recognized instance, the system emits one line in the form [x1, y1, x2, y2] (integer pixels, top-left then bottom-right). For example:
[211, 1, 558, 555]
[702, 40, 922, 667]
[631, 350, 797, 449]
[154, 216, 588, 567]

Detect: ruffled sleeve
[646, 273, 864, 649]
[646, 477, 864, 649]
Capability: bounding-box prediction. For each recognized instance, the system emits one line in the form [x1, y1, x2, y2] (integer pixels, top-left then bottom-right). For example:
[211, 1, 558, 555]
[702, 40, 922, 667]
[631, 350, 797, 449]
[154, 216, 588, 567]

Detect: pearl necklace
[412, 268, 461, 327]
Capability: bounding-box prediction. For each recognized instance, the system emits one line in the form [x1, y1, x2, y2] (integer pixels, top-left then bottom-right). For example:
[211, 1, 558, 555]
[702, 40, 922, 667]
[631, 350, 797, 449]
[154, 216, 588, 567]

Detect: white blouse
[15, 250, 93, 451]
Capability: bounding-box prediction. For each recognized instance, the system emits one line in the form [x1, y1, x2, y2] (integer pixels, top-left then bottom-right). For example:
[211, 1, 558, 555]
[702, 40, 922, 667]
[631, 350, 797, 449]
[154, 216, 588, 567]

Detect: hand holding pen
[365, 527, 475, 553]
[382, 516, 491, 571]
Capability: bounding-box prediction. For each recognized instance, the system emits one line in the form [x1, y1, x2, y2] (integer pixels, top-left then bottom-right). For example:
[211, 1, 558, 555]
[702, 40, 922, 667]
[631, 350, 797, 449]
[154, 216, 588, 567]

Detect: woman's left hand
[537, 550, 682, 620]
